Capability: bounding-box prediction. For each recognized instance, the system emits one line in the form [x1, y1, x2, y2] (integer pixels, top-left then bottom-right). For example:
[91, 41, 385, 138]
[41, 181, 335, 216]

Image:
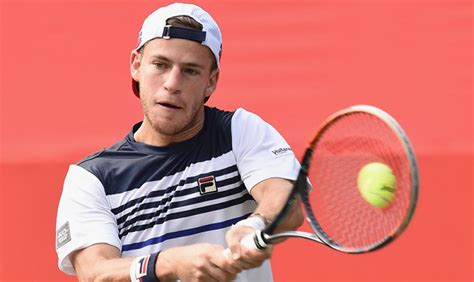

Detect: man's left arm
[225, 177, 304, 269]
[250, 177, 303, 232]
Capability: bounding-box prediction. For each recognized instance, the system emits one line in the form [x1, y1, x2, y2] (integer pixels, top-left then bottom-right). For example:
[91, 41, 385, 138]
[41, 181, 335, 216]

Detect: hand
[159, 243, 240, 282]
[225, 225, 272, 271]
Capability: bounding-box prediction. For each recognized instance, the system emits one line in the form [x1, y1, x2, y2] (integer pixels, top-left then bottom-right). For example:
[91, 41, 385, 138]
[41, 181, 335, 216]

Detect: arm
[250, 177, 304, 233]
[225, 109, 304, 269]
[225, 177, 304, 269]
[70, 244, 132, 282]
[71, 243, 240, 282]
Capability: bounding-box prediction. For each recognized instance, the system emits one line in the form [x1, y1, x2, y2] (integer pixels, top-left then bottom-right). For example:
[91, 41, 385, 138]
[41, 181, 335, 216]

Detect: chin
[151, 117, 190, 136]
[154, 125, 184, 136]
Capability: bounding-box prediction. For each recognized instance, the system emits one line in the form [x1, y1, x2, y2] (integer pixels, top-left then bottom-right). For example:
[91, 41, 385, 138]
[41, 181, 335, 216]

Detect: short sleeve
[55, 165, 121, 275]
[231, 108, 300, 191]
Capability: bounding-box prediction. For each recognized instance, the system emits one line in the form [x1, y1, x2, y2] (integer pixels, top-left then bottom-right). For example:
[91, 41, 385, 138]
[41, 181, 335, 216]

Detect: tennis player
[56, 3, 303, 281]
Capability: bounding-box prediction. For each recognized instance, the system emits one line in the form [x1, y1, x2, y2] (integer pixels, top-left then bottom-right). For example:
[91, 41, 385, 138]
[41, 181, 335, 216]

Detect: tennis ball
[357, 162, 397, 208]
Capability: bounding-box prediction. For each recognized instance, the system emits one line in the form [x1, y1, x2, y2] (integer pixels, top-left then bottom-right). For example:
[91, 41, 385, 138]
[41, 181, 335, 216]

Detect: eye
[184, 68, 200, 76]
[153, 62, 168, 70]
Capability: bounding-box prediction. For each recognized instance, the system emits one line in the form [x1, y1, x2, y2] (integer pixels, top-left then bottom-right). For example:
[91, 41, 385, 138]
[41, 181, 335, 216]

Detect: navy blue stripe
[116, 174, 243, 227]
[78, 107, 234, 196]
[162, 26, 206, 43]
[111, 165, 238, 215]
[122, 213, 251, 252]
[119, 193, 254, 238]
[118, 180, 246, 228]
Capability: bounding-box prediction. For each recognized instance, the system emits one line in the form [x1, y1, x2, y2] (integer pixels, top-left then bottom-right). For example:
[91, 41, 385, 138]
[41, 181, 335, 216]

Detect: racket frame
[257, 105, 419, 253]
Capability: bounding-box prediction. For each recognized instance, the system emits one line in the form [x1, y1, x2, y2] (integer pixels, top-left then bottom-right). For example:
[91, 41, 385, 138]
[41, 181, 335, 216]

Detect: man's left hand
[224, 225, 272, 271]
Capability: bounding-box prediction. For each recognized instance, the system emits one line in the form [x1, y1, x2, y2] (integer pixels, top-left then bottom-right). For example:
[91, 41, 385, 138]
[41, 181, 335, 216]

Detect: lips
[157, 101, 182, 109]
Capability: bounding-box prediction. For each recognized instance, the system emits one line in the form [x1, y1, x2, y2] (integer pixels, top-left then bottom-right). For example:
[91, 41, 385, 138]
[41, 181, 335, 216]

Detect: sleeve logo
[56, 221, 71, 249]
[271, 147, 292, 158]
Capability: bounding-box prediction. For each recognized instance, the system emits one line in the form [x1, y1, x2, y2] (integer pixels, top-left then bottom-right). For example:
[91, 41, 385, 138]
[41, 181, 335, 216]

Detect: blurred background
[1, 0, 472, 281]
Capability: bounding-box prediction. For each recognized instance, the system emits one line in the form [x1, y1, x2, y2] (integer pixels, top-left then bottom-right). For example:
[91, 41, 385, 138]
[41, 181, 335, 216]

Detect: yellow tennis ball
[357, 162, 397, 208]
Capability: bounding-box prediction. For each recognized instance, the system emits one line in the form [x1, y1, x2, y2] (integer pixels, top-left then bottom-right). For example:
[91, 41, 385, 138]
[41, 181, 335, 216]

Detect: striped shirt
[56, 106, 300, 281]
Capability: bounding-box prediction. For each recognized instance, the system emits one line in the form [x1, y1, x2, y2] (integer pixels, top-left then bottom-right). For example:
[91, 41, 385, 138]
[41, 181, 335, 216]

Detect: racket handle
[241, 230, 269, 250]
[222, 231, 269, 258]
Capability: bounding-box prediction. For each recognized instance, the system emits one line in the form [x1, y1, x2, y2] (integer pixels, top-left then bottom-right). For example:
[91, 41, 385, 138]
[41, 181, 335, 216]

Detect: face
[130, 38, 218, 138]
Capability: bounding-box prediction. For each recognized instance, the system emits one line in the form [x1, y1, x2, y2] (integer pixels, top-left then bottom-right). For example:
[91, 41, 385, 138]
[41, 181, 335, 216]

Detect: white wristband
[234, 215, 266, 230]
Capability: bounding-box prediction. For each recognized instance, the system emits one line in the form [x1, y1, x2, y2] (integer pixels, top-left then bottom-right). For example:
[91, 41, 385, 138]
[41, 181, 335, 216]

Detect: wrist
[130, 254, 159, 282]
[155, 249, 178, 282]
[250, 212, 272, 225]
[234, 213, 269, 231]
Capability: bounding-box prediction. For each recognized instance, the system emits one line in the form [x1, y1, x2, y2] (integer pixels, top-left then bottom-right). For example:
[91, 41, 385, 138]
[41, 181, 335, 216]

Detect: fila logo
[198, 176, 218, 195]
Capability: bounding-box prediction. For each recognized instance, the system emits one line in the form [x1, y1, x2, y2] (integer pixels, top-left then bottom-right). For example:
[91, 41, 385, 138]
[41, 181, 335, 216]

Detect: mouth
[157, 102, 182, 110]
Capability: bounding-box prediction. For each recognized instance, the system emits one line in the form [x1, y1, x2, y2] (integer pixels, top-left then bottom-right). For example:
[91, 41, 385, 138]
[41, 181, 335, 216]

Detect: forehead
[142, 38, 214, 67]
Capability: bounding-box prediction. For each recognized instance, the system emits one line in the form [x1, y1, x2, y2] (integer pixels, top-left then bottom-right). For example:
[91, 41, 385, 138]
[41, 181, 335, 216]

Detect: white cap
[132, 3, 222, 97]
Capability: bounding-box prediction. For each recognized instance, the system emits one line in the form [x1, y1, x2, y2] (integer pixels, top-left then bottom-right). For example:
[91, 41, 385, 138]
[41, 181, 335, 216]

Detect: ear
[205, 69, 220, 98]
[130, 50, 142, 82]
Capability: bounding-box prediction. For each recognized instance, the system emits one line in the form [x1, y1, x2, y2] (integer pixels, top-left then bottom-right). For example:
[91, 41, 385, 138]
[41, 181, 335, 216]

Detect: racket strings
[309, 112, 412, 251]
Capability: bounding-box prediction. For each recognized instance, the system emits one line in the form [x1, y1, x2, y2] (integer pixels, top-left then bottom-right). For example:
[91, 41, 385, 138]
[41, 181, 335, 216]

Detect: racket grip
[241, 231, 269, 250]
[222, 231, 269, 258]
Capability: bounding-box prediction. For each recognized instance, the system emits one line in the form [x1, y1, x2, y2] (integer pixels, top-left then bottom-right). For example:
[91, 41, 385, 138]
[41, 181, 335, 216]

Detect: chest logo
[198, 176, 218, 195]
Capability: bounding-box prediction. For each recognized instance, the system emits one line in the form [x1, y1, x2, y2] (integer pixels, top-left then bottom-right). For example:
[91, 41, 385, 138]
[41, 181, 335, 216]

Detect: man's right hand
[158, 243, 241, 282]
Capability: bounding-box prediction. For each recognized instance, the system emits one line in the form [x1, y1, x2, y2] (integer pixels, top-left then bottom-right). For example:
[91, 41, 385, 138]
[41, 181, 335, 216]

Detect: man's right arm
[70, 244, 133, 281]
[71, 243, 240, 282]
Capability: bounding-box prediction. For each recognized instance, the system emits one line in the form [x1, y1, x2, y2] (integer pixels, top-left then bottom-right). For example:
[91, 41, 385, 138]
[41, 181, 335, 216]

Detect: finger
[206, 262, 237, 282]
[237, 246, 272, 268]
[230, 259, 255, 270]
[222, 259, 242, 274]
[211, 249, 242, 274]
[229, 243, 242, 260]
[227, 231, 244, 259]
[245, 245, 272, 260]
[225, 226, 255, 259]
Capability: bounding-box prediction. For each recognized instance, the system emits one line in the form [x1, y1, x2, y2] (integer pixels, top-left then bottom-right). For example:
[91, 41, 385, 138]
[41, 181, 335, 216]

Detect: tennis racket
[236, 105, 419, 254]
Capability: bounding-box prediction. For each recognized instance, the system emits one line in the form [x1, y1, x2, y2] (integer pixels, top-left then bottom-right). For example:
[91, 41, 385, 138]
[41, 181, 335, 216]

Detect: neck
[134, 109, 205, 147]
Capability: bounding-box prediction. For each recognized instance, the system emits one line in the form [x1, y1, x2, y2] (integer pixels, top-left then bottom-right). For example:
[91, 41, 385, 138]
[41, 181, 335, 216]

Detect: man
[56, 3, 303, 281]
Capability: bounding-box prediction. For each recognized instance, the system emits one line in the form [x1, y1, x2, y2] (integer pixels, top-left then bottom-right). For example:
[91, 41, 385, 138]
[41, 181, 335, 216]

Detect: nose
[163, 66, 182, 94]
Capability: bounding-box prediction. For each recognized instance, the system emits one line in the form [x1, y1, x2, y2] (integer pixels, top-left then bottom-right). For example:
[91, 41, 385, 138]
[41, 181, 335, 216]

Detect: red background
[1, 0, 472, 281]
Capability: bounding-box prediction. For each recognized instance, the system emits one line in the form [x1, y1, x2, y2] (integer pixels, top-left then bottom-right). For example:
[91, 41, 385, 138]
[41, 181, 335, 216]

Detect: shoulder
[203, 106, 236, 144]
[205, 106, 266, 128]
[205, 106, 234, 127]
[77, 139, 132, 171]
[75, 138, 145, 194]
[232, 107, 264, 124]
[231, 107, 278, 137]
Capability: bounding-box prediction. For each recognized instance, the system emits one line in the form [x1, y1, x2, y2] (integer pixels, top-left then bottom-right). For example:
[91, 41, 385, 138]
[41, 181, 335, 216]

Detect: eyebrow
[150, 55, 206, 70]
